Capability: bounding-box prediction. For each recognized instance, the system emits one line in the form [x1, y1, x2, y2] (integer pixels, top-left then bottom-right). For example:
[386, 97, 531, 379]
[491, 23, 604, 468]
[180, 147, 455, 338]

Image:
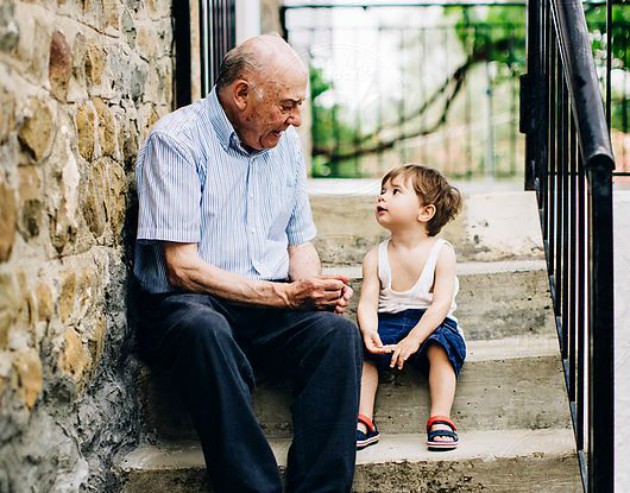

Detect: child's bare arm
[390, 244, 457, 368]
[358, 248, 390, 354]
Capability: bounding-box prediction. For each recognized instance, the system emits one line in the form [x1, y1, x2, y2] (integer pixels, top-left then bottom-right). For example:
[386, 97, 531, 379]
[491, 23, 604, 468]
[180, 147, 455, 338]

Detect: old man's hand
[286, 275, 352, 312]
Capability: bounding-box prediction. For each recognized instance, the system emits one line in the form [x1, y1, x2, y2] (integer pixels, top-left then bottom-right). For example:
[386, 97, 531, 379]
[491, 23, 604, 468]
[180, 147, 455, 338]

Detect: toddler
[356, 164, 466, 451]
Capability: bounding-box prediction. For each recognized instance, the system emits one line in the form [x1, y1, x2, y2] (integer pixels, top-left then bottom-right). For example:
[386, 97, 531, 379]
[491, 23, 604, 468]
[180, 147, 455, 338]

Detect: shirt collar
[207, 86, 269, 157]
[208, 86, 236, 151]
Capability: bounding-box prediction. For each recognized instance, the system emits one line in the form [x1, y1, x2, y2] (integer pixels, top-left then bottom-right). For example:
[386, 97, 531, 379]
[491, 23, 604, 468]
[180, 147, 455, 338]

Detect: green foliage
[447, 5, 527, 75]
[309, 65, 371, 177]
[586, 6, 630, 65]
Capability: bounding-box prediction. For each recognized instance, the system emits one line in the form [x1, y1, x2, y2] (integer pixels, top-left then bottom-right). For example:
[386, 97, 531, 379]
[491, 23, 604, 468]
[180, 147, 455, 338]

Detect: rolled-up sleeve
[136, 132, 201, 243]
[286, 135, 317, 246]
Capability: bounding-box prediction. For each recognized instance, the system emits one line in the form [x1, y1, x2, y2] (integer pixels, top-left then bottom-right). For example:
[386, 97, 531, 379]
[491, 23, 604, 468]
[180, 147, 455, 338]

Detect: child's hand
[363, 331, 392, 354]
[390, 336, 423, 370]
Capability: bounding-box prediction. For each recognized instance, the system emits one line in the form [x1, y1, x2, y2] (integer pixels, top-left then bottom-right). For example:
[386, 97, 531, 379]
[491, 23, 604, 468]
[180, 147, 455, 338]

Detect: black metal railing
[521, 0, 615, 490]
[173, 0, 236, 107]
[199, 0, 236, 97]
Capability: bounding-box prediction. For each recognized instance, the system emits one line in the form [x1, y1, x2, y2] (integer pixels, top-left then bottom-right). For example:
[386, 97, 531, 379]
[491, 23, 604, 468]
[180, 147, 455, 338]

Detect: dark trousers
[135, 287, 363, 493]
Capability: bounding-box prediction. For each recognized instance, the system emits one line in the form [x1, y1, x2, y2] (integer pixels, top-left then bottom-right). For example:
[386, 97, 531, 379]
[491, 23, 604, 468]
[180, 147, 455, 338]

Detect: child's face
[376, 177, 429, 229]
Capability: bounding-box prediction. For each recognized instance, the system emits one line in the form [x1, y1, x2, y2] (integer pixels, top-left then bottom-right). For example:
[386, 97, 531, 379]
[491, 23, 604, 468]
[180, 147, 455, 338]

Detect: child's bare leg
[427, 344, 457, 442]
[358, 361, 379, 432]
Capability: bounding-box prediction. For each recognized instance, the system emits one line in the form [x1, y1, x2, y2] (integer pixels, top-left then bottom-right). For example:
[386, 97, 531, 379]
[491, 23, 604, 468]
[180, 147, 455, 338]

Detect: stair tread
[464, 335, 558, 362]
[119, 428, 576, 472]
[323, 259, 547, 279]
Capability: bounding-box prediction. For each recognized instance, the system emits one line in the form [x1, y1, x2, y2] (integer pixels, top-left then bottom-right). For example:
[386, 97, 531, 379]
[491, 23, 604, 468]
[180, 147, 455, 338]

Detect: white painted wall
[236, 0, 261, 43]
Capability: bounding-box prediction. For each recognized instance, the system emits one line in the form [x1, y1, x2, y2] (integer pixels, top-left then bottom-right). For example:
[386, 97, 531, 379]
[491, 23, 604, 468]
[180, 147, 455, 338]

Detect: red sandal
[357, 414, 380, 450]
[426, 415, 459, 451]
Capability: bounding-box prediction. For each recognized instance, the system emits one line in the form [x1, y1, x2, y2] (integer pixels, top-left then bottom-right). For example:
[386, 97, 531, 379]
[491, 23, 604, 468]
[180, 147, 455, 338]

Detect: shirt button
[249, 193, 254, 199]
[251, 228, 256, 234]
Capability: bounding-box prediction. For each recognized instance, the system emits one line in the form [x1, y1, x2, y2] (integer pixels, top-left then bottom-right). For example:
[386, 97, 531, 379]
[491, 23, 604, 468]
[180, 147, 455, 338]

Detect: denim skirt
[364, 309, 466, 376]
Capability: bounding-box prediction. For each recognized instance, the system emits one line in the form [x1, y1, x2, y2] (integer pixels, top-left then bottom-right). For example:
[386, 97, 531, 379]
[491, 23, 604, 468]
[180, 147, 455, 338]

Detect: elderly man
[133, 35, 362, 493]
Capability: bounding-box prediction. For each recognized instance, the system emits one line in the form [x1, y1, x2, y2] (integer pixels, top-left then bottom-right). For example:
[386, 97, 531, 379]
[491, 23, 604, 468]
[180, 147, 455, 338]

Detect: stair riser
[352, 454, 581, 493]
[341, 268, 554, 340]
[142, 352, 570, 441]
[119, 453, 581, 493]
[311, 193, 544, 265]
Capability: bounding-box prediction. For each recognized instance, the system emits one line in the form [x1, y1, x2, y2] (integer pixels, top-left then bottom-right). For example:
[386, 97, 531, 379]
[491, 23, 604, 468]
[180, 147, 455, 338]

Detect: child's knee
[427, 343, 448, 361]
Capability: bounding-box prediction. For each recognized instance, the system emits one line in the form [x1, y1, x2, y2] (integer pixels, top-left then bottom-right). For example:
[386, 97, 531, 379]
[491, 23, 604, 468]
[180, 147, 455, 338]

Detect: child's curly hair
[381, 164, 462, 236]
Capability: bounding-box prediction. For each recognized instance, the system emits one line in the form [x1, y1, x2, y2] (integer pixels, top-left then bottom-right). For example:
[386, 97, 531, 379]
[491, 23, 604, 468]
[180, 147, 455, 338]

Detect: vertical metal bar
[466, 23, 473, 177]
[279, 6, 288, 41]
[174, 0, 192, 107]
[444, 26, 451, 176]
[399, 28, 406, 164]
[354, 25, 362, 176]
[576, 150, 586, 454]
[210, 0, 218, 88]
[421, 26, 427, 166]
[509, 23, 517, 178]
[555, 53, 564, 329]
[605, 0, 612, 130]
[560, 73, 570, 362]
[377, 23, 384, 173]
[547, 35, 557, 278]
[568, 109, 577, 403]
[525, 0, 537, 189]
[541, 0, 550, 239]
[587, 158, 615, 492]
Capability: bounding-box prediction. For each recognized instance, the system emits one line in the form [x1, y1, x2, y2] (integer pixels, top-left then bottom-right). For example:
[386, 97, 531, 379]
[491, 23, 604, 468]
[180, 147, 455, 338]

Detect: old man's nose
[287, 106, 302, 127]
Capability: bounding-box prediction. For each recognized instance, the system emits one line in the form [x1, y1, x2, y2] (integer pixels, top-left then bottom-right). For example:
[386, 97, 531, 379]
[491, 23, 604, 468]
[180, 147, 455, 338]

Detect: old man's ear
[232, 79, 251, 110]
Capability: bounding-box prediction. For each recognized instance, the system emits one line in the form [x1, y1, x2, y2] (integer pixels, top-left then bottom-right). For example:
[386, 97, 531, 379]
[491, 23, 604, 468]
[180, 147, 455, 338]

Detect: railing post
[523, 0, 541, 190]
[587, 158, 615, 493]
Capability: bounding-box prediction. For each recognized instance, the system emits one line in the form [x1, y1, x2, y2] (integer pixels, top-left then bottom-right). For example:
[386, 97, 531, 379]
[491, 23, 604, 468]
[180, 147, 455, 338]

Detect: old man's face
[240, 69, 307, 151]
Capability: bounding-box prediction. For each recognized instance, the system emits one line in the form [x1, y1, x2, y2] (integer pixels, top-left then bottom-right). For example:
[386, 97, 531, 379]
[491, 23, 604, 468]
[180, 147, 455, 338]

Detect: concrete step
[116, 429, 581, 493]
[141, 335, 571, 442]
[309, 189, 545, 266]
[325, 260, 555, 341]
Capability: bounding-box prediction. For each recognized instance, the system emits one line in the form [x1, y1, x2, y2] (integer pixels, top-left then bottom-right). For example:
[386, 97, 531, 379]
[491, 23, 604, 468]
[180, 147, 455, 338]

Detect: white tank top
[377, 238, 459, 322]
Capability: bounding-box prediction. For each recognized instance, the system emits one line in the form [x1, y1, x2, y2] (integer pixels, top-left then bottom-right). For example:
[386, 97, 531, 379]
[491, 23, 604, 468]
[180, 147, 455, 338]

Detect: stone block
[130, 64, 147, 102]
[0, 179, 16, 262]
[81, 157, 126, 240]
[34, 281, 53, 323]
[18, 166, 42, 240]
[12, 349, 43, 410]
[49, 137, 80, 253]
[88, 316, 106, 368]
[18, 98, 55, 162]
[58, 327, 87, 386]
[92, 97, 117, 158]
[120, 117, 138, 170]
[0, 3, 19, 53]
[136, 25, 157, 61]
[59, 271, 76, 324]
[103, 0, 120, 32]
[0, 273, 19, 349]
[0, 85, 15, 144]
[49, 30, 73, 100]
[121, 9, 136, 48]
[76, 102, 96, 160]
[85, 42, 106, 87]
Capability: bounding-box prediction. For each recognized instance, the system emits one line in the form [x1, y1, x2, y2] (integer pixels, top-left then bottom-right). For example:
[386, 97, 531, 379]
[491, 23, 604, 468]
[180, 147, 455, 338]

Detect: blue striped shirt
[133, 88, 317, 293]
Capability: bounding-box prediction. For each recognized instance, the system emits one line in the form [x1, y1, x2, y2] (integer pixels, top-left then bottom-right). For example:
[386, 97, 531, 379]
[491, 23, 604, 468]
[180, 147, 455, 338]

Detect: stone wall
[0, 1, 173, 491]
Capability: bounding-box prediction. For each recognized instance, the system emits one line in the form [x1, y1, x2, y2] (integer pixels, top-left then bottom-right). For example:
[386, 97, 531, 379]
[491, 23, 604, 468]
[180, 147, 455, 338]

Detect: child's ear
[417, 204, 436, 222]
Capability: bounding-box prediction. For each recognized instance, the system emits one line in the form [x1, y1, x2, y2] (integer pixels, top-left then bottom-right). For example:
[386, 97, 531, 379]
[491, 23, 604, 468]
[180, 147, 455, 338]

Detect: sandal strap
[358, 413, 376, 433]
[426, 415, 457, 433]
[428, 429, 459, 441]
